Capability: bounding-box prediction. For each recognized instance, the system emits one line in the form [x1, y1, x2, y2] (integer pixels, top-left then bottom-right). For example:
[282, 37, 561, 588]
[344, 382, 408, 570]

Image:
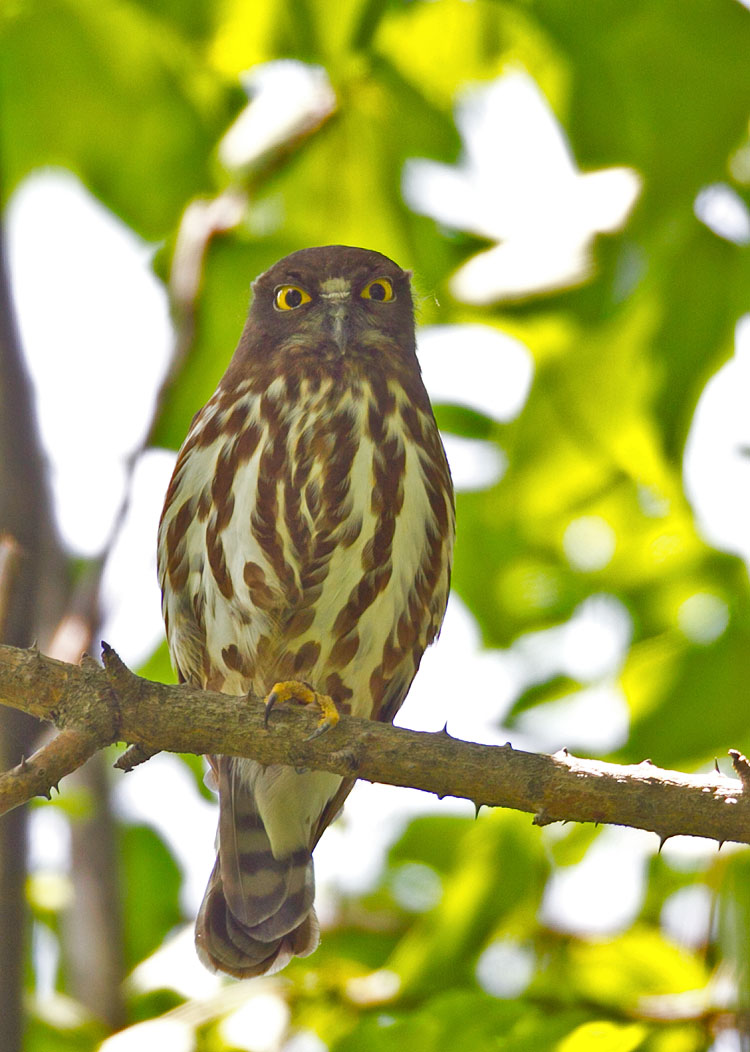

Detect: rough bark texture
[1, 642, 748, 848]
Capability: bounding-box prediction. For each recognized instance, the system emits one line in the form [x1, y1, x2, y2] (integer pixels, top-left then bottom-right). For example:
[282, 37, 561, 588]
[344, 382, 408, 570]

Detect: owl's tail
[195, 757, 320, 978]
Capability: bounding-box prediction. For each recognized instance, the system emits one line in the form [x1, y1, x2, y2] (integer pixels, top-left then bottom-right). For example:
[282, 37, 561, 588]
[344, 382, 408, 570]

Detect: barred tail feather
[196, 860, 320, 978]
[195, 757, 320, 978]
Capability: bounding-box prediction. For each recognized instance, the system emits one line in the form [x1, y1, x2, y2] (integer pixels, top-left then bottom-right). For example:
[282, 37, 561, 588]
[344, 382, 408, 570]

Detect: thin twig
[0, 534, 21, 641]
[0, 728, 101, 814]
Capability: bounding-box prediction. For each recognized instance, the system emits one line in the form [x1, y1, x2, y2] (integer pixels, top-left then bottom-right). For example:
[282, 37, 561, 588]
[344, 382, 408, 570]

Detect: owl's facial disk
[247, 246, 413, 362]
[270, 274, 396, 355]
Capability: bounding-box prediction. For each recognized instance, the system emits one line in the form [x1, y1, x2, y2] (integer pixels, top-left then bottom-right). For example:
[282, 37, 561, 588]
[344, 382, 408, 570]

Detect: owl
[158, 245, 455, 977]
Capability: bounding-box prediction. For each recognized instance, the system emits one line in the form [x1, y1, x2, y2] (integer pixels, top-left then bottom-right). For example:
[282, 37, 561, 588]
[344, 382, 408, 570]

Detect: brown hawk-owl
[157, 245, 455, 977]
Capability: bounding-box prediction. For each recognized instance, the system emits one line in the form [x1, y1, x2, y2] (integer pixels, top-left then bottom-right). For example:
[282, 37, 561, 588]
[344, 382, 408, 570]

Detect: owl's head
[238, 246, 416, 371]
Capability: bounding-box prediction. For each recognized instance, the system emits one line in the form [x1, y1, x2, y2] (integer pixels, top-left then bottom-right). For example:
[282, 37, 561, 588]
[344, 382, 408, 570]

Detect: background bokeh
[2, 1, 750, 1050]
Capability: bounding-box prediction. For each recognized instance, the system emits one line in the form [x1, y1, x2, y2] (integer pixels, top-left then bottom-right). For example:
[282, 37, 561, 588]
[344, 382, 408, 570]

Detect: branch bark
[0, 728, 100, 812]
[0, 642, 748, 848]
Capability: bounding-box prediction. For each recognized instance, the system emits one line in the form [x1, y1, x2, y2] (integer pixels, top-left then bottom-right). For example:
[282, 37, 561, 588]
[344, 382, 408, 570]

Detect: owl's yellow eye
[361, 278, 394, 302]
[274, 285, 312, 311]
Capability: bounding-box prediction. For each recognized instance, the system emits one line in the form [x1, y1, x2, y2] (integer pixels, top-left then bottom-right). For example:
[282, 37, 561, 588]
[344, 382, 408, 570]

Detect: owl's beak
[321, 291, 351, 354]
[330, 306, 349, 354]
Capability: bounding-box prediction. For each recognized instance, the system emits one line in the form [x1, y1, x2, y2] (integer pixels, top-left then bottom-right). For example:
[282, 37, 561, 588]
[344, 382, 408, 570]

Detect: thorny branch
[0, 641, 749, 849]
[0, 729, 101, 812]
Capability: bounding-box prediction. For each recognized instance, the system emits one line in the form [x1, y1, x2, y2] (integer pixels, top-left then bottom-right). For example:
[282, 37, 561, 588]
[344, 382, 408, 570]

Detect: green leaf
[25, 1014, 105, 1052]
[534, 0, 750, 195]
[119, 824, 183, 970]
[506, 675, 583, 724]
[373, 0, 560, 110]
[545, 822, 603, 869]
[137, 640, 177, 685]
[331, 992, 610, 1052]
[620, 596, 750, 767]
[126, 0, 221, 43]
[331, 991, 524, 1052]
[433, 404, 499, 442]
[0, 0, 242, 237]
[640, 1026, 706, 1052]
[176, 752, 216, 802]
[387, 811, 548, 997]
[387, 814, 474, 875]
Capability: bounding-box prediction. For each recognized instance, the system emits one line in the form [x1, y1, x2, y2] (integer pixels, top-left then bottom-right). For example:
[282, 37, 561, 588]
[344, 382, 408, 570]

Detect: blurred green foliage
[3, 0, 750, 1048]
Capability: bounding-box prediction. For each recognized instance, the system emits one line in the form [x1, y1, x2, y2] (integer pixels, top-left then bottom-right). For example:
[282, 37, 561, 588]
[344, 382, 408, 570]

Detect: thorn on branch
[658, 835, 670, 853]
[99, 641, 142, 737]
[100, 641, 132, 688]
[113, 744, 160, 773]
[0, 728, 101, 816]
[714, 758, 721, 774]
[729, 749, 750, 790]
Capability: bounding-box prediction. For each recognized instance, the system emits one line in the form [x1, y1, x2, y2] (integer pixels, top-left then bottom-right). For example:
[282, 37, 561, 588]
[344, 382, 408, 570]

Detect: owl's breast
[159, 373, 454, 716]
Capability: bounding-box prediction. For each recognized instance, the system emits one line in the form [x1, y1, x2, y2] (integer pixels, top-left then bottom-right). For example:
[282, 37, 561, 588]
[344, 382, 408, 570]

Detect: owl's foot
[264, 680, 339, 740]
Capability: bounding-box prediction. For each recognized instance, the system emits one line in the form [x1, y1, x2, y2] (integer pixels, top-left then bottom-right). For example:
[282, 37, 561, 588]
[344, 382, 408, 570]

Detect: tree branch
[0, 641, 748, 849]
[0, 729, 100, 813]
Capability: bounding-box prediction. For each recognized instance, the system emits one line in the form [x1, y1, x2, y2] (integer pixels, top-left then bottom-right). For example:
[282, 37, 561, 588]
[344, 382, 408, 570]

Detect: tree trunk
[0, 212, 68, 1051]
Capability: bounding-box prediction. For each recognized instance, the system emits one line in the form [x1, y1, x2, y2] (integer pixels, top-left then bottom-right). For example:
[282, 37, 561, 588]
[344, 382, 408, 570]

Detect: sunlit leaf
[557, 1020, 648, 1052]
[538, 926, 709, 1011]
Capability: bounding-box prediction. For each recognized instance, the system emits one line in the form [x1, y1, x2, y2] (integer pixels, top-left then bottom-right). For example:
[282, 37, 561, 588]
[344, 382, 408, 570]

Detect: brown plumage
[157, 245, 455, 977]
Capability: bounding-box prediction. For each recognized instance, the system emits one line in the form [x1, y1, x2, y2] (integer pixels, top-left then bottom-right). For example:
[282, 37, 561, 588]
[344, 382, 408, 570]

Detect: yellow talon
[264, 679, 339, 740]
